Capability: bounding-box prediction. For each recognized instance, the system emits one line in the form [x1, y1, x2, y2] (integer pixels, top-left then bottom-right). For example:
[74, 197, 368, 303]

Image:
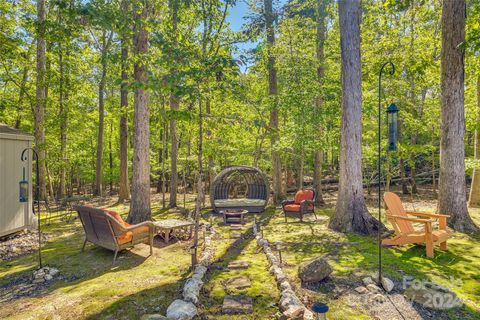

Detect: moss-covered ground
[0, 190, 479, 319]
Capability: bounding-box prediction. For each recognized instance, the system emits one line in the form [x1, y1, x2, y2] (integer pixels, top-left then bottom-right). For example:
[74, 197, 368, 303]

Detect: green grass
[1, 193, 480, 319]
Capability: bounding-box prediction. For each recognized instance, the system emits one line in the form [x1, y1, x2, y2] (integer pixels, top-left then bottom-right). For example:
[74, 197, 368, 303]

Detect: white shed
[0, 123, 34, 237]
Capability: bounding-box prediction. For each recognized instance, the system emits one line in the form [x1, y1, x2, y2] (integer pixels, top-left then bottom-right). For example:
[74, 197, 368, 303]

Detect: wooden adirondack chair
[382, 192, 450, 258]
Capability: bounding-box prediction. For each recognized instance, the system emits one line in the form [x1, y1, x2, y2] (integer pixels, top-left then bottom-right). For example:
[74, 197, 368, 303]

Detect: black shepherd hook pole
[21, 147, 42, 269]
[378, 61, 395, 284]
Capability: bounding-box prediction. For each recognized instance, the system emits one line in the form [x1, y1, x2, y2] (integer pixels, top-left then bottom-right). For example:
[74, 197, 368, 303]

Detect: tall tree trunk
[468, 76, 480, 207]
[58, 44, 67, 198]
[313, 0, 327, 205]
[169, 0, 179, 208]
[119, 13, 130, 202]
[95, 31, 109, 197]
[128, 0, 151, 223]
[439, 0, 479, 233]
[328, 0, 384, 235]
[264, 0, 284, 204]
[170, 94, 179, 207]
[35, 0, 47, 200]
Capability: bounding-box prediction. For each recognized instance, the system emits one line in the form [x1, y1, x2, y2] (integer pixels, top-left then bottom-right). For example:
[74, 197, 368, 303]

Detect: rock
[366, 283, 382, 293]
[44, 274, 53, 281]
[227, 260, 249, 270]
[404, 285, 462, 310]
[283, 304, 305, 319]
[380, 277, 394, 292]
[32, 278, 45, 284]
[230, 232, 241, 239]
[183, 278, 203, 304]
[192, 265, 207, 280]
[280, 281, 291, 291]
[298, 256, 332, 283]
[373, 294, 386, 303]
[166, 300, 197, 320]
[280, 290, 303, 312]
[362, 277, 374, 286]
[303, 308, 315, 320]
[354, 286, 368, 294]
[140, 314, 167, 320]
[225, 276, 251, 290]
[222, 295, 253, 314]
[48, 268, 59, 276]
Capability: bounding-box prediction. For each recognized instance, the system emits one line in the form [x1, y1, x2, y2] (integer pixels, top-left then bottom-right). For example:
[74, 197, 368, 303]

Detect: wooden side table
[222, 209, 248, 224]
[153, 219, 195, 243]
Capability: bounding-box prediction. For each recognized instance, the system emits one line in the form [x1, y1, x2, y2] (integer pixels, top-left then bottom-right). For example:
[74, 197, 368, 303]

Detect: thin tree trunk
[119, 4, 130, 202]
[128, 0, 151, 223]
[264, 0, 284, 205]
[439, 0, 478, 233]
[169, 0, 179, 208]
[45, 155, 55, 199]
[58, 43, 67, 198]
[193, 97, 204, 266]
[35, 0, 47, 200]
[328, 0, 384, 235]
[313, 0, 327, 205]
[95, 31, 110, 197]
[468, 76, 480, 207]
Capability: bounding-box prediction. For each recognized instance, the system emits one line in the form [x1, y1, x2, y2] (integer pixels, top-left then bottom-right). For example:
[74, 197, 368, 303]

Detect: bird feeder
[19, 168, 28, 203]
[386, 103, 399, 151]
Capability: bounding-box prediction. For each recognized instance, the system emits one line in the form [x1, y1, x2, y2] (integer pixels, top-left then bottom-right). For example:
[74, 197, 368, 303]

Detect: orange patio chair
[382, 192, 450, 258]
[282, 189, 317, 222]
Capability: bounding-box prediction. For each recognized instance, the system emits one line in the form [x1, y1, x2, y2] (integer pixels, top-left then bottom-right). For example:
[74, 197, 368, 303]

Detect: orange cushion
[117, 231, 133, 245]
[106, 210, 128, 227]
[131, 225, 150, 235]
[284, 204, 301, 212]
[294, 189, 314, 204]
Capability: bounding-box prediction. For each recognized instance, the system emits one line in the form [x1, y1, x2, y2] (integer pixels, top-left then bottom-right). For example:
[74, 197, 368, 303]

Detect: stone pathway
[219, 225, 255, 315]
[222, 295, 254, 314]
[225, 276, 251, 290]
[227, 260, 249, 269]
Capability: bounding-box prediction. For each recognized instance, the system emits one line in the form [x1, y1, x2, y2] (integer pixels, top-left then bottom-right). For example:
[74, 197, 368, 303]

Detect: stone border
[164, 226, 216, 320]
[253, 223, 314, 320]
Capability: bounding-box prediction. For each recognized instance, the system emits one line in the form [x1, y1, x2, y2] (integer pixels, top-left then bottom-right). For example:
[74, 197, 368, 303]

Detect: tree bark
[328, 0, 384, 235]
[58, 43, 67, 198]
[169, 0, 179, 208]
[119, 9, 130, 202]
[468, 76, 480, 207]
[94, 30, 111, 197]
[439, 0, 479, 233]
[313, 0, 327, 205]
[35, 0, 47, 200]
[264, 0, 284, 205]
[128, 0, 151, 223]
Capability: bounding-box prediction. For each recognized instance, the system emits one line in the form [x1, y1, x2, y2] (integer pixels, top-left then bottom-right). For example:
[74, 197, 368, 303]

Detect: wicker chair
[210, 166, 269, 213]
[282, 189, 317, 222]
[74, 205, 154, 262]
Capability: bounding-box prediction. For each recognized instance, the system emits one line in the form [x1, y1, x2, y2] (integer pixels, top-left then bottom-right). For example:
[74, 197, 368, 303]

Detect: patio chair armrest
[406, 211, 450, 218]
[387, 214, 434, 224]
[124, 221, 155, 232]
[300, 199, 314, 211]
[282, 200, 295, 209]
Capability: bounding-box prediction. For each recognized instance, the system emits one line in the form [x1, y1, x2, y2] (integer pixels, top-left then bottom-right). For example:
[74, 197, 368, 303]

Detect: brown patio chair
[73, 205, 154, 262]
[382, 192, 450, 258]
